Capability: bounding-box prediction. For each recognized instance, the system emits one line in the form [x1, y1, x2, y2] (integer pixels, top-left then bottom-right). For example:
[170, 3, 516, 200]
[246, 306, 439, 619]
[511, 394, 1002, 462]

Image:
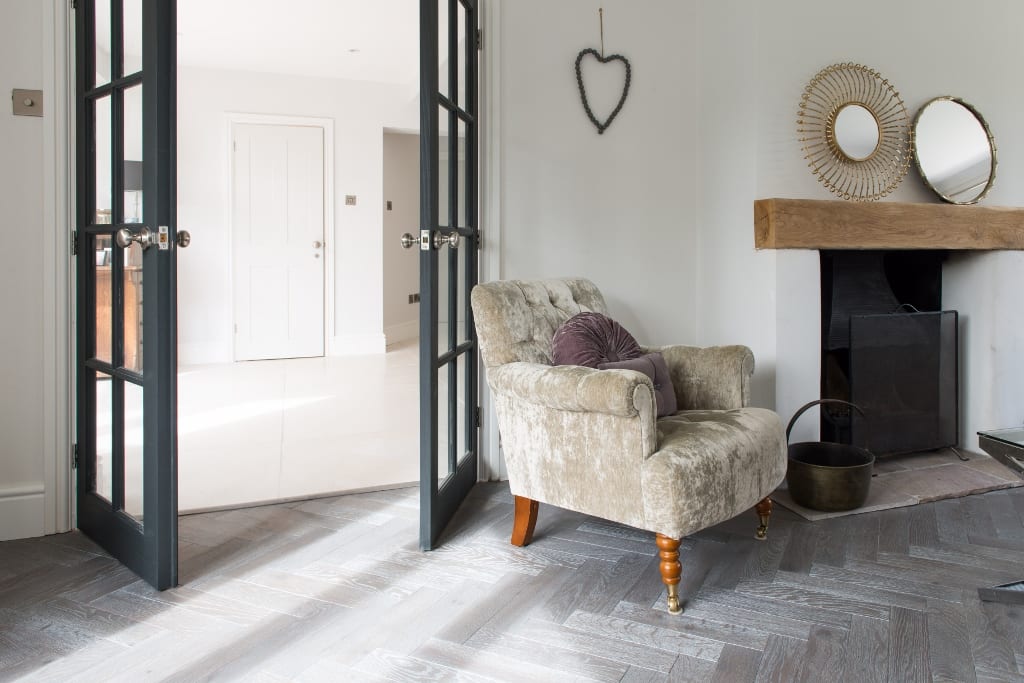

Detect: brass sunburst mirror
[797, 63, 911, 201]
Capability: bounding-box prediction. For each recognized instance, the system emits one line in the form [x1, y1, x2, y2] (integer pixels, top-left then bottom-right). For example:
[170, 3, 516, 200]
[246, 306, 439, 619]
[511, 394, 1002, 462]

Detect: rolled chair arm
[487, 361, 655, 417]
[643, 344, 754, 410]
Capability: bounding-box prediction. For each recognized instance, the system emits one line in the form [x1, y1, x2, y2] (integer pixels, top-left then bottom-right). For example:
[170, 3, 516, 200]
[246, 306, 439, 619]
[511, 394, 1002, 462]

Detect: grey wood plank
[796, 625, 846, 683]
[163, 601, 357, 683]
[0, 636, 127, 683]
[703, 536, 760, 590]
[853, 554, 1022, 590]
[752, 634, 807, 683]
[888, 607, 931, 683]
[733, 579, 891, 620]
[845, 509, 879, 561]
[413, 637, 604, 683]
[510, 618, 680, 673]
[838, 615, 888, 683]
[549, 527, 658, 556]
[611, 600, 773, 651]
[809, 563, 963, 603]
[709, 644, 762, 683]
[695, 587, 854, 629]
[877, 506, 910, 554]
[667, 654, 717, 682]
[432, 569, 548, 645]
[621, 550, 674, 609]
[927, 599, 978, 683]
[777, 522, 822, 574]
[573, 552, 654, 618]
[935, 497, 971, 544]
[908, 501, 941, 547]
[962, 493, 1001, 539]
[543, 558, 623, 624]
[909, 544, 1024, 575]
[621, 665, 671, 683]
[975, 665, 1024, 683]
[961, 595, 1022, 674]
[979, 601, 1024, 654]
[810, 517, 849, 568]
[773, 569, 929, 610]
[967, 534, 1024, 552]
[563, 610, 725, 662]
[466, 628, 627, 682]
[477, 564, 578, 635]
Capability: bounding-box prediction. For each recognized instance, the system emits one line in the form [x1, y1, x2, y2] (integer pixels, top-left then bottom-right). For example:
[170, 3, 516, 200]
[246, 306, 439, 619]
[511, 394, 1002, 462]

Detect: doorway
[173, 2, 423, 512]
[230, 118, 330, 362]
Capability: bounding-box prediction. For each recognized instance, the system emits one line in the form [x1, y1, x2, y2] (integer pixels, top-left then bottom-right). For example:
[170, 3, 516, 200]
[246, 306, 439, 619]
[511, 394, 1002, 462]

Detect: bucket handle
[786, 399, 865, 443]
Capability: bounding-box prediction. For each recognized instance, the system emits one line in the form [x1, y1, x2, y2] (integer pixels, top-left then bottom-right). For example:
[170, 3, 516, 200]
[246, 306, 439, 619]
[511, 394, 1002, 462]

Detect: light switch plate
[12, 89, 43, 117]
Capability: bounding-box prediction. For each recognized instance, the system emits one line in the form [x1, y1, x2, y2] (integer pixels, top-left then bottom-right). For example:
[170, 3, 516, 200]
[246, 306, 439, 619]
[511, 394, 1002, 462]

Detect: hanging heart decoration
[574, 48, 632, 135]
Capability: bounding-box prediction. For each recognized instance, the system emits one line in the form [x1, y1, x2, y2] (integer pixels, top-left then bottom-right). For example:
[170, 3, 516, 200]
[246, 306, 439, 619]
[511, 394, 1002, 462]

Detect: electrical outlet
[408, 293, 420, 304]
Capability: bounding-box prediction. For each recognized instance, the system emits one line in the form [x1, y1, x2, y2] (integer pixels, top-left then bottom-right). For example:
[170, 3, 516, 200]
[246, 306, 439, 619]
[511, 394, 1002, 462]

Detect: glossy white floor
[176, 339, 419, 512]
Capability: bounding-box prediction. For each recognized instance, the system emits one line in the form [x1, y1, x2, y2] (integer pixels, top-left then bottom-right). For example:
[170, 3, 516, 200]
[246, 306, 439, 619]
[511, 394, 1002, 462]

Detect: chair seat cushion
[641, 407, 787, 539]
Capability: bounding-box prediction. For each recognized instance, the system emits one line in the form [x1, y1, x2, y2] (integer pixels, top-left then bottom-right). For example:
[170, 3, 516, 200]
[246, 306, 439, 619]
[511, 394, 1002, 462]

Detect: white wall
[498, 0, 699, 344]
[499, 0, 1024, 449]
[382, 132, 421, 345]
[0, 0, 68, 541]
[177, 66, 418, 364]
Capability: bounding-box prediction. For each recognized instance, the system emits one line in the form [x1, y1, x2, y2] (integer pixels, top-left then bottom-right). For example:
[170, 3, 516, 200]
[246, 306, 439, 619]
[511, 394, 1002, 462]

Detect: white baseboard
[330, 332, 387, 356]
[384, 320, 418, 347]
[179, 340, 232, 366]
[0, 483, 46, 541]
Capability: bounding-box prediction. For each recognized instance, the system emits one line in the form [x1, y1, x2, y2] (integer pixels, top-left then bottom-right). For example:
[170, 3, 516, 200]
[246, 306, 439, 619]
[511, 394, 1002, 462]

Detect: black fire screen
[848, 311, 958, 455]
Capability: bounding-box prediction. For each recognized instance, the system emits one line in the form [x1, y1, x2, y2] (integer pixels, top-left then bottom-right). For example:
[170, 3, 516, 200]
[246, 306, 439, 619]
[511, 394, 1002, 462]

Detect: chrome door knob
[400, 233, 417, 249]
[176, 230, 191, 248]
[313, 240, 322, 249]
[433, 231, 459, 250]
[115, 226, 156, 249]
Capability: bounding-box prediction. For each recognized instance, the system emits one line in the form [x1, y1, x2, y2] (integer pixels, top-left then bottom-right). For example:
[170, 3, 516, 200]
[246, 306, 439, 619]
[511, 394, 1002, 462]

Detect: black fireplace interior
[820, 250, 959, 456]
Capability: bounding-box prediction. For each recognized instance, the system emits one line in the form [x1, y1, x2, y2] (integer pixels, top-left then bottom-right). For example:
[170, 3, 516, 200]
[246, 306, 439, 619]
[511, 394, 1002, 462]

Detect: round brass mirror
[833, 104, 880, 161]
[912, 96, 996, 204]
[798, 63, 911, 201]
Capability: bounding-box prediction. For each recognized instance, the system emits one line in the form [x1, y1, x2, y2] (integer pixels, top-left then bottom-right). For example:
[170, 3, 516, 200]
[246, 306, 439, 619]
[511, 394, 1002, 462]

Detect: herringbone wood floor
[1, 482, 1023, 682]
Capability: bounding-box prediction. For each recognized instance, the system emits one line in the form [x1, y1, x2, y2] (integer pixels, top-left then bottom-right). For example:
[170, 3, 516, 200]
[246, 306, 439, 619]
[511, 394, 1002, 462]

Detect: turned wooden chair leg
[755, 497, 773, 541]
[655, 533, 683, 615]
[510, 495, 539, 547]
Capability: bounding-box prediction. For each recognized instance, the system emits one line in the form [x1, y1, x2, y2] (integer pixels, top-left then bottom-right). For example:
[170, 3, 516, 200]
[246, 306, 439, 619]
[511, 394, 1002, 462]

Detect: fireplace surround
[820, 250, 958, 455]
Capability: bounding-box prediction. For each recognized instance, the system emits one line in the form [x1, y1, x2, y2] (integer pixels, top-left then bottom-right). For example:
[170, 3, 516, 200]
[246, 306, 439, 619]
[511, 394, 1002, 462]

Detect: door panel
[232, 123, 326, 361]
[419, 0, 480, 550]
[75, 0, 178, 590]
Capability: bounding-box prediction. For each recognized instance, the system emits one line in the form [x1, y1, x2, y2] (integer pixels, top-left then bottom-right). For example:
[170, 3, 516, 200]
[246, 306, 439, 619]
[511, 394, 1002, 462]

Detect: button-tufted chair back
[471, 278, 608, 369]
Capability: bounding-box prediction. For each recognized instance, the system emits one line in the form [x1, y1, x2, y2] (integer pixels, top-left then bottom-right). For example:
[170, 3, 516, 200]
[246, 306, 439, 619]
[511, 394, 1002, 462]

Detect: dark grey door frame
[419, 0, 481, 549]
[74, 0, 178, 590]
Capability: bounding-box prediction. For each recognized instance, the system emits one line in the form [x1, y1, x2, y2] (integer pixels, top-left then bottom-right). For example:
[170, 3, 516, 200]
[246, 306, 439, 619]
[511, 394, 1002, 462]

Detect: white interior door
[232, 123, 325, 361]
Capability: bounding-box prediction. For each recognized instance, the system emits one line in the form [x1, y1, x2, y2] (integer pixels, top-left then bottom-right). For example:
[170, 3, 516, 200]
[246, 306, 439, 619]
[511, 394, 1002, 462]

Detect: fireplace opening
[820, 250, 959, 455]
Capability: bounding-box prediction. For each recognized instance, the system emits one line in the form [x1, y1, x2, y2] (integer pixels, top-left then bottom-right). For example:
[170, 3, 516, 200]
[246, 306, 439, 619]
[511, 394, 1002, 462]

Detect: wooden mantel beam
[754, 198, 1024, 250]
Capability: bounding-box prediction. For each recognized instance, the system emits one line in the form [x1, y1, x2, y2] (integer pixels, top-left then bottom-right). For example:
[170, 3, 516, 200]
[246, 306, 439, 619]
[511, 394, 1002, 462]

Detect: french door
[74, 0, 179, 589]
[418, 0, 480, 549]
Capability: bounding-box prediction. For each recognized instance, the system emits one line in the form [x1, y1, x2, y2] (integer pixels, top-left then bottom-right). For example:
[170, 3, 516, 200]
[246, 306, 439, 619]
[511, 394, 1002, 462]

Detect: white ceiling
[177, 0, 420, 87]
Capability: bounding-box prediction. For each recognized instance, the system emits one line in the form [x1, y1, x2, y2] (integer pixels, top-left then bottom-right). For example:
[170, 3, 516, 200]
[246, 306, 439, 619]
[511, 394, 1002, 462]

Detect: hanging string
[599, 8, 605, 58]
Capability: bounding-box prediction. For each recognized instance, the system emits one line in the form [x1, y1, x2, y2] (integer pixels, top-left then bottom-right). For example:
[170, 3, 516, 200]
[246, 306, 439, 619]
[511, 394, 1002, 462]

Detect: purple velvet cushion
[551, 312, 642, 368]
[598, 352, 678, 417]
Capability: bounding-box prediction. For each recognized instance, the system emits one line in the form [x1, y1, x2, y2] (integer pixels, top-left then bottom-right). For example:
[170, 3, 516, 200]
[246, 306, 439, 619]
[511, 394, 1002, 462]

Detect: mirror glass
[834, 104, 880, 161]
[913, 97, 995, 204]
